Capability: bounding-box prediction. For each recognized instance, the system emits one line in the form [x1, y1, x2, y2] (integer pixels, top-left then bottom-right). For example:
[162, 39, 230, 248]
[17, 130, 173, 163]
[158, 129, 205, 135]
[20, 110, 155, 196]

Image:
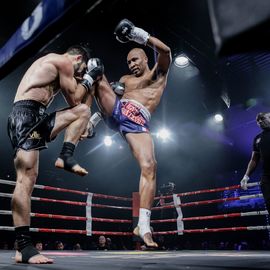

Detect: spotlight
[214, 114, 223, 123]
[156, 128, 170, 141]
[174, 54, 189, 67]
[103, 136, 112, 146]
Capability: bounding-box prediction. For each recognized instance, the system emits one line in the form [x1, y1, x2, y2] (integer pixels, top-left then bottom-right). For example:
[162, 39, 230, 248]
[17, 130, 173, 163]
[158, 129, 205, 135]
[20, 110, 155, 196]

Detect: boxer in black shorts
[7, 44, 103, 264]
[8, 100, 56, 154]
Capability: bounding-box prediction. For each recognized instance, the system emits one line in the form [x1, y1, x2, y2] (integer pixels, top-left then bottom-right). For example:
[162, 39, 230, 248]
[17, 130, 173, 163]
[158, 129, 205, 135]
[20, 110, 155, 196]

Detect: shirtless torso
[14, 54, 63, 106]
[14, 52, 87, 107]
[121, 66, 167, 113]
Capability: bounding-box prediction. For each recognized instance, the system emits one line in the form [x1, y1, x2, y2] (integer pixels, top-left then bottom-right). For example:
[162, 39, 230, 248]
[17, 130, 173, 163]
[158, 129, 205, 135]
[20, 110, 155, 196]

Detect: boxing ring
[1, 250, 270, 270]
[1, 178, 270, 269]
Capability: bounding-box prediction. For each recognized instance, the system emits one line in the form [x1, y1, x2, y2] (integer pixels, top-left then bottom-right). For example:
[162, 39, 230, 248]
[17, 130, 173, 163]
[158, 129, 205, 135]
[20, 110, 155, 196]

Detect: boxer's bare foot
[55, 157, 88, 176]
[15, 250, 54, 264]
[133, 226, 158, 248]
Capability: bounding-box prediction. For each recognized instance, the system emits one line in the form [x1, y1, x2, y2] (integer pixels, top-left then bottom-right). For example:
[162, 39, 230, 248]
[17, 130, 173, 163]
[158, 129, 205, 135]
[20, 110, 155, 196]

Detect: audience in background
[55, 241, 64, 250]
[97, 235, 108, 250]
[2, 237, 270, 251]
[73, 243, 82, 251]
[35, 241, 43, 252]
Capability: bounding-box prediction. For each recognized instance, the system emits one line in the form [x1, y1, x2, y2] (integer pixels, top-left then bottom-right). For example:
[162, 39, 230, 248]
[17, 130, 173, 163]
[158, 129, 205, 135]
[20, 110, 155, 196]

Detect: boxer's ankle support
[59, 142, 77, 171]
[15, 226, 39, 263]
[138, 224, 151, 238]
[20, 245, 40, 263]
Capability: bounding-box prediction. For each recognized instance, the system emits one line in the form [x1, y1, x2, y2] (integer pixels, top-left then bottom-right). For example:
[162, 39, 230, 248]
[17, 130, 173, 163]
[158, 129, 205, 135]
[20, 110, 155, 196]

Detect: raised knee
[79, 103, 90, 115]
[75, 104, 90, 119]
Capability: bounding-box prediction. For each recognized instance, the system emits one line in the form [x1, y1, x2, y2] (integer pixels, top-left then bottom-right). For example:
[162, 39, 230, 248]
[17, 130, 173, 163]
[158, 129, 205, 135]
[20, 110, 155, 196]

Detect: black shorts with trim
[7, 100, 56, 156]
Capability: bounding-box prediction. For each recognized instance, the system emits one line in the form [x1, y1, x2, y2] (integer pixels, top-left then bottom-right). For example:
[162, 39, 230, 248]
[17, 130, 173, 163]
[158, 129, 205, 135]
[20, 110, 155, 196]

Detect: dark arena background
[1, 0, 270, 269]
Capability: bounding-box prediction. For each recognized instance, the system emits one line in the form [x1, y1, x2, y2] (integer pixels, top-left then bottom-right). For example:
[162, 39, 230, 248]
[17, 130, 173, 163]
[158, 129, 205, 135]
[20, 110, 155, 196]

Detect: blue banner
[0, 0, 81, 69]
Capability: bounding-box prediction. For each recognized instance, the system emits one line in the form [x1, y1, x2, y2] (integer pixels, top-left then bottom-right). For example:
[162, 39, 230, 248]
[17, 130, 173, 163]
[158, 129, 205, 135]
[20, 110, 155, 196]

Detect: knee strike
[75, 104, 90, 120]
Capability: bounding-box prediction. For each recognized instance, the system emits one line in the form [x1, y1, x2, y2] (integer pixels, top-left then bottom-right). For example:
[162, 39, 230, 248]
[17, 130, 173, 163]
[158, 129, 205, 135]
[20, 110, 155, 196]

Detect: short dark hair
[67, 44, 91, 63]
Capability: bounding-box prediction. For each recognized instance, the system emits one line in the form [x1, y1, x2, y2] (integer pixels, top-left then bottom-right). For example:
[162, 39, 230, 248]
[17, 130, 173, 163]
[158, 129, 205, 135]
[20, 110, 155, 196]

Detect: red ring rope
[0, 179, 131, 201]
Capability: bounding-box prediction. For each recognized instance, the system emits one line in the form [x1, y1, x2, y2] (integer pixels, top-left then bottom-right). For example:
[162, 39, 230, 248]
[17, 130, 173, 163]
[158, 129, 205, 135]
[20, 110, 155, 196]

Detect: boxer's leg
[53, 104, 90, 176]
[13, 150, 53, 264]
[125, 132, 158, 247]
[94, 75, 117, 116]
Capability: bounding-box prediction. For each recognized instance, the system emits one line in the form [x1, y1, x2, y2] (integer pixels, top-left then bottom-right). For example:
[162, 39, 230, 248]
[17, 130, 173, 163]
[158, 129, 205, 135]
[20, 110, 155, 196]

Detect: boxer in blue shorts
[85, 19, 172, 247]
[105, 98, 151, 136]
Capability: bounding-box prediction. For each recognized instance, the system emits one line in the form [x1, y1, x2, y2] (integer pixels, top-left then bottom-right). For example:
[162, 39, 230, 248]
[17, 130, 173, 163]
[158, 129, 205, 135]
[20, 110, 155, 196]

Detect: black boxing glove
[110, 81, 125, 96]
[114, 19, 149, 45]
[81, 58, 104, 92]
